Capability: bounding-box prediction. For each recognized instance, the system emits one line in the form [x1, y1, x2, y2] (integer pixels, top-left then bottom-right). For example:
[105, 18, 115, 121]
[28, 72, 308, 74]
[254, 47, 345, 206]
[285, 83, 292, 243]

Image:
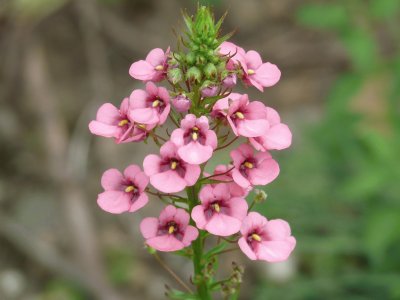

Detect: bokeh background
[1, 0, 400, 299]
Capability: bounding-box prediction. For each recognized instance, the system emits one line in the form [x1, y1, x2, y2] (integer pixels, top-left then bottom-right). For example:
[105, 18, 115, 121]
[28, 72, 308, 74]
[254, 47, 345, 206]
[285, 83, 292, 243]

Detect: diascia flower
[249, 107, 292, 151]
[191, 184, 248, 236]
[240, 50, 281, 92]
[213, 93, 269, 138]
[88, 98, 152, 143]
[230, 143, 279, 188]
[129, 82, 171, 126]
[170, 114, 217, 165]
[140, 205, 199, 252]
[238, 212, 296, 262]
[129, 48, 170, 82]
[97, 165, 149, 214]
[143, 141, 201, 193]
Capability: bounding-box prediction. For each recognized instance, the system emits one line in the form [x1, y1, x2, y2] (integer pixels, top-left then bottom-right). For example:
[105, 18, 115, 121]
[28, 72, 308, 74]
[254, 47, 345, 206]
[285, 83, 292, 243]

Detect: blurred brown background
[1, 0, 399, 299]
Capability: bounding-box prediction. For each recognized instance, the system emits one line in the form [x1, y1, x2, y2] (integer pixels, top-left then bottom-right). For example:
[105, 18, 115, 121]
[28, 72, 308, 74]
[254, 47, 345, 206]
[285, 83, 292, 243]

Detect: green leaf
[296, 4, 349, 31]
[204, 242, 227, 259]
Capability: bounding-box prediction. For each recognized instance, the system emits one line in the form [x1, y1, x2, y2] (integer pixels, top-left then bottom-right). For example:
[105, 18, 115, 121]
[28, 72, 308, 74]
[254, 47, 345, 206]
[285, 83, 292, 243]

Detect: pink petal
[212, 184, 230, 200]
[263, 124, 292, 150]
[178, 142, 213, 165]
[133, 172, 150, 192]
[227, 197, 248, 221]
[247, 77, 264, 92]
[146, 235, 185, 252]
[181, 114, 197, 129]
[205, 214, 242, 236]
[123, 165, 141, 181]
[240, 212, 268, 235]
[158, 104, 170, 125]
[129, 60, 156, 81]
[182, 225, 199, 246]
[237, 119, 269, 137]
[143, 154, 162, 176]
[120, 98, 130, 115]
[96, 103, 120, 124]
[159, 205, 177, 224]
[199, 185, 214, 203]
[238, 237, 257, 260]
[145, 48, 165, 66]
[257, 238, 296, 262]
[183, 164, 201, 186]
[160, 141, 178, 158]
[97, 191, 130, 214]
[191, 205, 207, 229]
[196, 116, 210, 131]
[254, 62, 281, 87]
[174, 208, 190, 227]
[130, 107, 159, 124]
[170, 129, 185, 147]
[265, 107, 281, 125]
[145, 81, 158, 96]
[245, 101, 268, 120]
[264, 219, 292, 240]
[245, 50, 263, 69]
[231, 169, 251, 189]
[129, 89, 148, 109]
[89, 121, 118, 138]
[140, 217, 159, 239]
[101, 169, 124, 191]
[150, 170, 187, 193]
[205, 130, 218, 149]
[129, 193, 149, 212]
[248, 158, 280, 186]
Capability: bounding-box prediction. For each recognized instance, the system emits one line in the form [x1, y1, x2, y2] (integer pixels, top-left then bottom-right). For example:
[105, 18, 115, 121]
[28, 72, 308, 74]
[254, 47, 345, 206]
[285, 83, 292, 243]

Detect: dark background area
[1, 0, 400, 299]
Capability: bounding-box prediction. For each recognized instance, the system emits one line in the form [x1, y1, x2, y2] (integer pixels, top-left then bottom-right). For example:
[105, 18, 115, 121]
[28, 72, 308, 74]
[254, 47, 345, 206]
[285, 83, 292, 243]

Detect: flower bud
[204, 63, 217, 79]
[167, 68, 183, 85]
[172, 94, 191, 112]
[222, 73, 237, 88]
[254, 189, 267, 203]
[186, 66, 202, 83]
[186, 52, 196, 65]
[201, 82, 218, 98]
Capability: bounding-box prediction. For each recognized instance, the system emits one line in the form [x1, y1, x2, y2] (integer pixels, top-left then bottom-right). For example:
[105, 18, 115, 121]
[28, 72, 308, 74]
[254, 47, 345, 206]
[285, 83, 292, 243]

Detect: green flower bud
[186, 52, 196, 65]
[254, 189, 268, 203]
[167, 68, 183, 85]
[204, 63, 217, 79]
[186, 66, 202, 83]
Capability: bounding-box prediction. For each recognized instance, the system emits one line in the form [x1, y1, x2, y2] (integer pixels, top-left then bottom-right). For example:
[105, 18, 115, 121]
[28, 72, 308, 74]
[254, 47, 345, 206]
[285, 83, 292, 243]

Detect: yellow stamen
[118, 119, 129, 126]
[251, 233, 262, 242]
[192, 126, 199, 131]
[192, 132, 198, 141]
[235, 112, 245, 119]
[171, 161, 177, 170]
[168, 225, 175, 234]
[152, 100, 160, 107]
[247, 69, 255, 75]
[137, 124, 146, 129]
[125, 185, 135, 193]
[155, 65, 164, 71]
[213, 203, 220, 213]
[244, 161, 253, 169]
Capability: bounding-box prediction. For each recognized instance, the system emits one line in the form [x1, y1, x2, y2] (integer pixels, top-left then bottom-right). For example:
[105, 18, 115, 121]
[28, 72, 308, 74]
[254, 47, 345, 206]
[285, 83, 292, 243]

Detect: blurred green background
[1, 0, 399, 299]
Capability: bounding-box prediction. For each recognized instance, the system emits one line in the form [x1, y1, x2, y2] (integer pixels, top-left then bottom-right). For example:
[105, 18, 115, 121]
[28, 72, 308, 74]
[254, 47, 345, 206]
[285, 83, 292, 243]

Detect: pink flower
[129, 82, 171, 125]
[140, 205, 198, 252]
[201, 85, 218, 98]
[170, 114, 217, 165]
[241, 50, 281, 92]
[249, 107, 292, 151]
[97, 165, 149, 214]
[213, 93, 269, 138]
[172, 94, 191, 113]
[207, 165, 251, 197]
[89, 98, 153, 143]
[191, 184, 248, 236]
[129, 48, 169, 82]
[238, 212, 296, 262]
[230, 143, 279, 188]
[143, 141, 201, 193]
[222, 73, 237, 88]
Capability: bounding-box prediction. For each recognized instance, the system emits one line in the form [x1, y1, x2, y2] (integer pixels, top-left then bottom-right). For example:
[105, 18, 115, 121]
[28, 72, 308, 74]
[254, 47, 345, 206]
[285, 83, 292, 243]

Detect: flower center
[235, 111, 245, 119]
[170, 160, 178, 170]
[251, 233, 262, 242]
[243, 161, 254, 169]
[118, 119, 129, 126]
[212, 203, 221, 213]
[247, 69, 255, 75]
[124, 185, 136, 193]
[167, 221, 177, 234]
[191, 126, 199, 141]
[152, 99, 161, 107]
[155, 65, 164, 71]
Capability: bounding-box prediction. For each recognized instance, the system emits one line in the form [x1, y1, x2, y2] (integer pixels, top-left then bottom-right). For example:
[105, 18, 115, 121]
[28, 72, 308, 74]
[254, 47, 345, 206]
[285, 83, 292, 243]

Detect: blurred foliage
[41, 280, 85, 300]
[255, 0, 400, 299]
[105, 247, 136, 285]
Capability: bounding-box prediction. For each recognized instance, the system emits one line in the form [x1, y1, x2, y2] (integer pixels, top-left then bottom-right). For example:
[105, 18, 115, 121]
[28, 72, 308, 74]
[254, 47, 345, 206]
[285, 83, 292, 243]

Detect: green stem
[187, 184, 211, 300]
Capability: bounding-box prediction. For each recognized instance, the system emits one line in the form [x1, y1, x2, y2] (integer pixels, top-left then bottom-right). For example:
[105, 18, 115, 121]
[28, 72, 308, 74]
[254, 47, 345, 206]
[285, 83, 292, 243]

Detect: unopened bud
[201, 81, 218, 98]
[172, 94, 191, 112]
[204, 63, 217, 79]
[222, 73, 237, 88]
[167, 68, 183, 85]
[186, 66, 202, 83]
[254, 189, 267, 203]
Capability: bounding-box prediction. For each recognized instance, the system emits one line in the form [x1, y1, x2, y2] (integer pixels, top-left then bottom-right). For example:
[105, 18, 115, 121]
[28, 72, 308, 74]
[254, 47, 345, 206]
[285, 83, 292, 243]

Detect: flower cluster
[89, 6, 295, 298]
